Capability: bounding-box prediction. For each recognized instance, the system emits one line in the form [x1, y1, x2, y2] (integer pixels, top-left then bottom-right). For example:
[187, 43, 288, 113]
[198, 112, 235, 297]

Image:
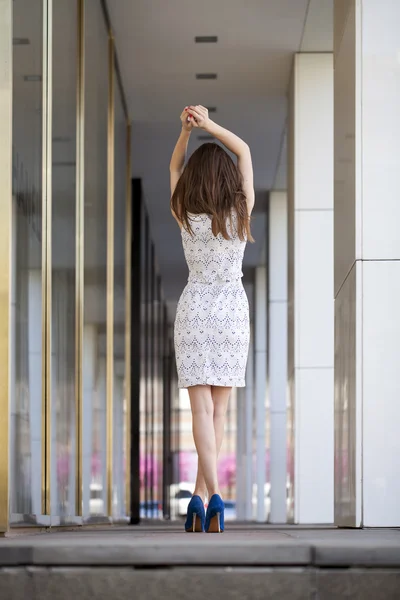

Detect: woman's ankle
[193, 489, 206, 503]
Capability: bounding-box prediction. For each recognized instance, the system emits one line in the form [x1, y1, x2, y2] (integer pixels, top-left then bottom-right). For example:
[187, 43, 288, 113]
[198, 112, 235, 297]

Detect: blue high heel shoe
[184, 495, 205, 533]
[205, 494, 224, 533]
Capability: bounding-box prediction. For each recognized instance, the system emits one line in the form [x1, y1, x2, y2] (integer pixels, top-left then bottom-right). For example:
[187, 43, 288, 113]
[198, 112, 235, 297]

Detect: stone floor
[1, 523, 400, 599]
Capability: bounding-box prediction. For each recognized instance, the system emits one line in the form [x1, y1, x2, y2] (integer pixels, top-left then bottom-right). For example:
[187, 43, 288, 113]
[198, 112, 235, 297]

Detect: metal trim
[40, 0, 48, 519]
[100, 0, 129, 120]
[75, 0, 85, 517]
[41, 0, 53, 517]
[124, 122, 132, 514]
[0, 0, 12, 534]
[106, 34, 115, 518]
[45, 0, 53, 517]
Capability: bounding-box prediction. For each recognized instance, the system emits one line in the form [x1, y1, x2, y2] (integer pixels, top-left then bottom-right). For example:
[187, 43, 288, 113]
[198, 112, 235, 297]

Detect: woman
[170, 105, 255, 533]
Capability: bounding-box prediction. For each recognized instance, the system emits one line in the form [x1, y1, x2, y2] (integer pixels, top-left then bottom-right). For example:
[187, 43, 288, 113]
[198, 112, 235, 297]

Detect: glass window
[51, 0, 77, 519]
[82, 0, 108, 520]
[11, 0, 43, 522]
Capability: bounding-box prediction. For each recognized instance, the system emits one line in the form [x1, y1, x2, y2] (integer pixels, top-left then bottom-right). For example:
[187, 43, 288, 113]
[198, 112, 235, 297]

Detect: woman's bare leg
[193, 386, 232, 500]
[188, 385, 220, 499]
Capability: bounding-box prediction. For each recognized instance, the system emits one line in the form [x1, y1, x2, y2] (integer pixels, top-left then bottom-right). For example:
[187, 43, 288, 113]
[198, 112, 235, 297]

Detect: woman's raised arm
[170, 108, 193, 196]
[186, 105, 255, 214]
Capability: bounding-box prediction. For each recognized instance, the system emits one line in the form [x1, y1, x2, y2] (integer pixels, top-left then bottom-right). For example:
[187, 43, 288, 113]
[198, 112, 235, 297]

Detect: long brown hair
[171, 143, 254, 242]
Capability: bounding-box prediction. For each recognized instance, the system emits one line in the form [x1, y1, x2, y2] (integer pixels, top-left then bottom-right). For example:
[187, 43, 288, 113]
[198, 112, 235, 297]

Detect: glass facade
[11, 0, 44, 521]
[51, 0, 77, 520]
[82, 0, 108, 522]
[137, 205, 171, 518]
[122, 174, 178, 522]
[1, 0, 188, 532]
[6, 0, 137, 528]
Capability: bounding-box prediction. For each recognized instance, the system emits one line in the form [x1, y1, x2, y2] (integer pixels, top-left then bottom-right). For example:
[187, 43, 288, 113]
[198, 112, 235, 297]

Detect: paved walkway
[1, 523, 400, 567]
[2, 525, 400, 599]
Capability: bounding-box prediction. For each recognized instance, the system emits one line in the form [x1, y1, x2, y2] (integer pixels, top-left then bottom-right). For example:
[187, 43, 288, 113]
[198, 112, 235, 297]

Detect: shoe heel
[186, 512, 204, 533]
[205, 494, 225, 533]
[185, 495, 206, 533]
[207, 512, 221, 533]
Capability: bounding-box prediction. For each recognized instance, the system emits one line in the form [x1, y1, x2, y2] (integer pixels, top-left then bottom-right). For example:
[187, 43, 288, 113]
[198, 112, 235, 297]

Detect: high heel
[184, 495, 205, 533]
[205, 494, 225, 533]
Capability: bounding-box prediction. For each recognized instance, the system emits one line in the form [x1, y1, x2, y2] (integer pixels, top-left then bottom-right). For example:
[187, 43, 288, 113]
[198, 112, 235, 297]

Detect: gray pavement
[2, 525, 400, 599]
[1, 523, 400, 567]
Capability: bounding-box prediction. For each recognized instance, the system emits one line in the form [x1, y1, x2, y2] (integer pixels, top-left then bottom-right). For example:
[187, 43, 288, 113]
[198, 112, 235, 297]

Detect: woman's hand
[185, 105, 211, 130]
[180, 107, 193, 132]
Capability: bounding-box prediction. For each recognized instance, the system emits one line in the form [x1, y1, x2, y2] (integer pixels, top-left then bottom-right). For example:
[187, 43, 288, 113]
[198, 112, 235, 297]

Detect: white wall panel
[294, 54, 334, 211]
[361, 1, 400, 259]
[288, 52, 334, 524]
[363, 261, 400, 526]
[296, 211, 334, 368]
[296, 368, 334, 524]
[268, 191, 288, 523]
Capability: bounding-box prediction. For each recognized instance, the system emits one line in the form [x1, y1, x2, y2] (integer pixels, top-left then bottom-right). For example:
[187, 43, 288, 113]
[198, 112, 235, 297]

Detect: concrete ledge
[317, 569, 400, 599]
[314, 541, 400, 567]
[0, 546, 33, 566]
[0, 567, 314, 600]
[1, 527, 400, 569]
[0, 540, 312, 567]
[2, 567, 400, 600]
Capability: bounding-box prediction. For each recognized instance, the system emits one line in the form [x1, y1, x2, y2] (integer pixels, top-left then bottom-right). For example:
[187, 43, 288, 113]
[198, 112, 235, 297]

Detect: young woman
[170, 105, 255, 533]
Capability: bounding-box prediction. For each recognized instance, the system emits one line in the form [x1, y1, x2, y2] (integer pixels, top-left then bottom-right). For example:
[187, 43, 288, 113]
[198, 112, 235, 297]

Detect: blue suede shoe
[205, 494, 224, 533]
[184, 495, 205, 532]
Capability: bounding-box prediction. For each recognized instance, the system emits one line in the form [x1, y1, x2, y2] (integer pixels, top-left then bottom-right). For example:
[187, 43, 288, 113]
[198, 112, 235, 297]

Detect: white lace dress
[174, 211, 250, 388]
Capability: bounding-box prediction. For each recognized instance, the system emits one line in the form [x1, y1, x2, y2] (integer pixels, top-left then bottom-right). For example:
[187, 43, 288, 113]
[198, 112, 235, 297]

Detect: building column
[288, 52, 334, 524]
[254, 251, 267, 522]
[235, 386, 246, 520]
[236, 281, 255, 521]
[334, 0, 400, 527]
[268, 191, 288, 523]
[244, 318, 254, 520]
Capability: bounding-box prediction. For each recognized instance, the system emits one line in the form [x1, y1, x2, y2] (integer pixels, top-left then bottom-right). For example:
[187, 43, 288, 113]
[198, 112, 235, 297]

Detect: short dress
[174, 211, 250, 388]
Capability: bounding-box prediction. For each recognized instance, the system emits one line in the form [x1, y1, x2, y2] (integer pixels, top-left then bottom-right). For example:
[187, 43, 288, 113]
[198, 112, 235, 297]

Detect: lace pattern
[174, 211, 250, 388]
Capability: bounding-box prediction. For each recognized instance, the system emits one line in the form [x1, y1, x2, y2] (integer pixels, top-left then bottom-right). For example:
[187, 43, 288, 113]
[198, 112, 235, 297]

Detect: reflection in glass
[113, 78, 127, 519]
[82, 0, 108, 520]
[156, 276, 163, 516]
[139, 209, 148, 515]
[136, 210, 169, 519]
[10, 0, 43, 521]
[51, 0, 77, 518]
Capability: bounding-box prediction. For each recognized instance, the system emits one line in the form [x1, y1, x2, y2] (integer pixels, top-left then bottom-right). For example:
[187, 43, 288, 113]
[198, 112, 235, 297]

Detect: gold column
[125, 122, 132, 514]
[41, 0, 53, 516]
[106, 34, 115, 518]
[0, 0, 12, 534]
[75, 0, 85, 517]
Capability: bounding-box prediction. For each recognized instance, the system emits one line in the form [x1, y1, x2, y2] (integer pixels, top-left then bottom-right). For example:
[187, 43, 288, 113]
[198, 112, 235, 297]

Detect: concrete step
[1, 525, 400, 599]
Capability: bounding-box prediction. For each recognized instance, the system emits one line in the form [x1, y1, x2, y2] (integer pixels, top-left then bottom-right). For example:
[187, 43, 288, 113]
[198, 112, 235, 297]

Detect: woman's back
[181, 211, 246, 286]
